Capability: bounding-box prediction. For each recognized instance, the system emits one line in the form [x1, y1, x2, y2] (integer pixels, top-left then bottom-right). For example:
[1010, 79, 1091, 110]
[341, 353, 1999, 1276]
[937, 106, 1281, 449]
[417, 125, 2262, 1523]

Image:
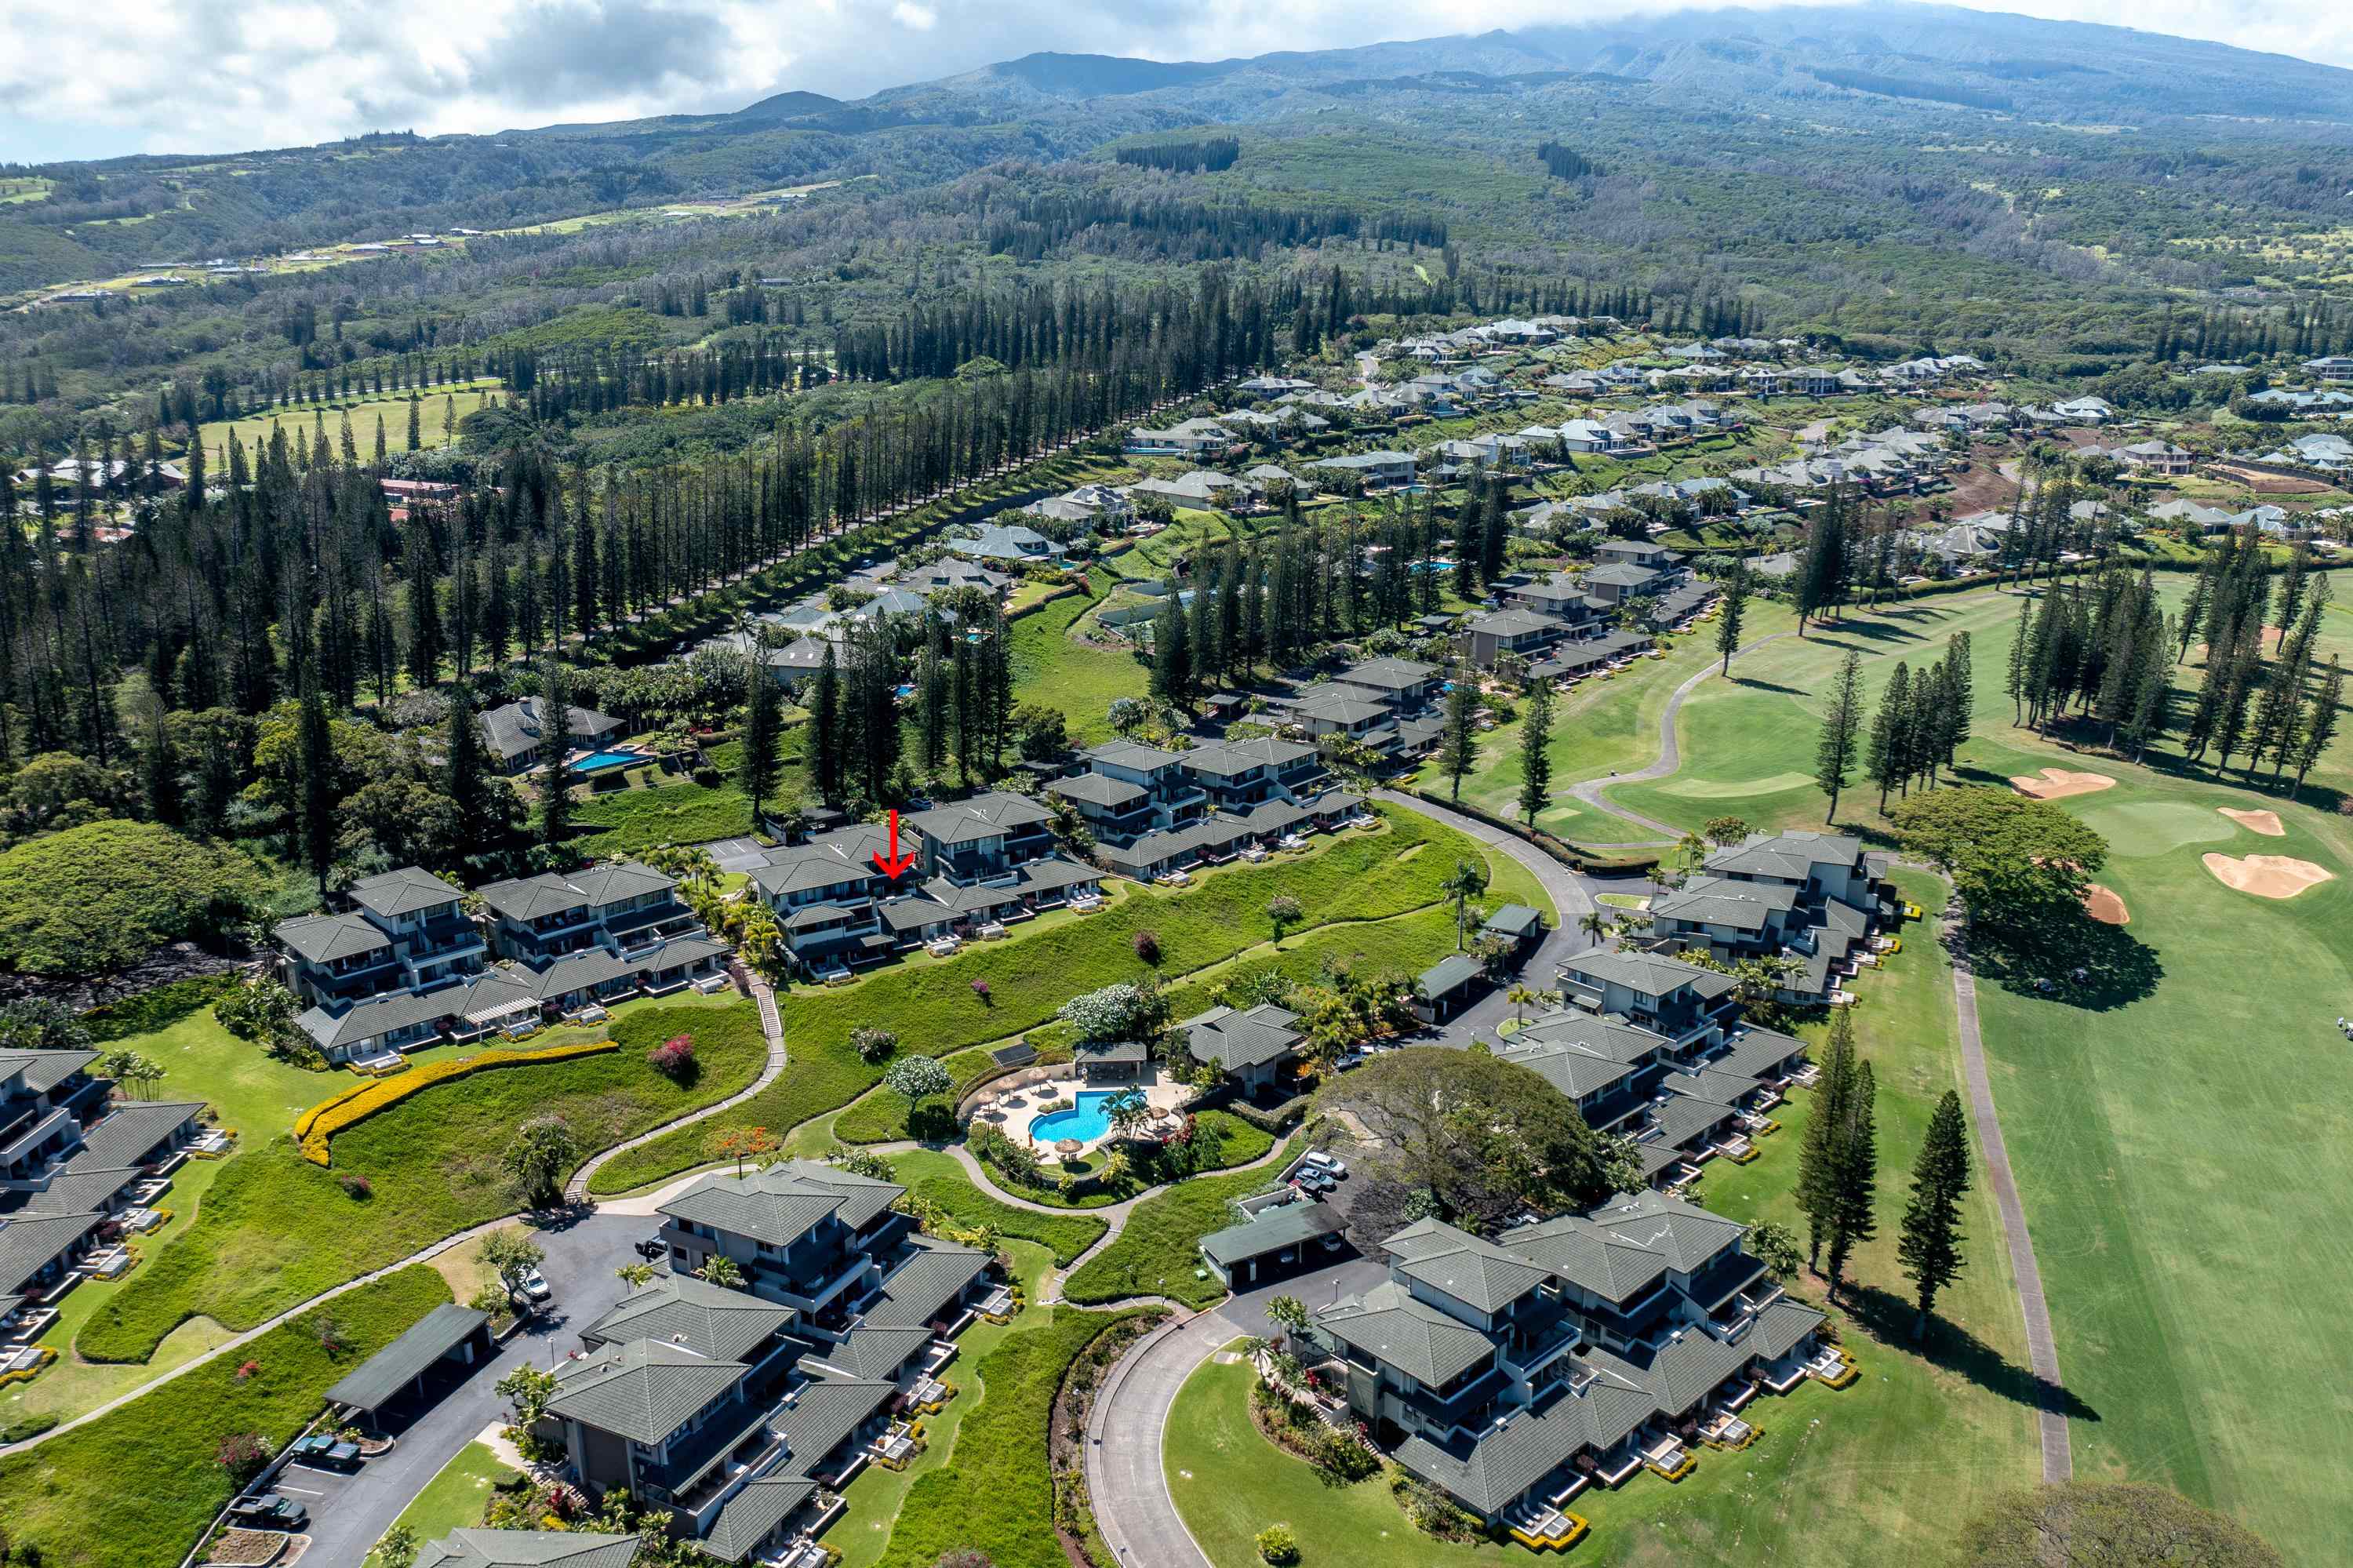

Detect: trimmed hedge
[295, 1039, 619, 1164]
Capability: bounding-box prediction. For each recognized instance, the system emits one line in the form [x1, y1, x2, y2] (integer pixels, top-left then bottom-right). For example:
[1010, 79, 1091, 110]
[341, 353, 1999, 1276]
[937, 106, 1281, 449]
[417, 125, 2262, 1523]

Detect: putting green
[1653, 769, 1815, 800]
[2075, 799, 2242, 857]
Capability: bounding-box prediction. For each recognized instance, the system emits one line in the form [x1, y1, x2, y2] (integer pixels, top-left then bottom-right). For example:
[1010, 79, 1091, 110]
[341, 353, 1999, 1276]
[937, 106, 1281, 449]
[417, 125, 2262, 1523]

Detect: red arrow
[871, 809, 919, 879]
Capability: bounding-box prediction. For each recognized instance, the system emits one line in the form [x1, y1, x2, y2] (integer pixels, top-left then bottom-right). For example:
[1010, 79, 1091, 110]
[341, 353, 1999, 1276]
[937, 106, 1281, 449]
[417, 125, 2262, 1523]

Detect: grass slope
[76, 1002, 766, 1362]
[589, 809, 1492, 1194]
[1061, 1135, 1308, 1308]
[0, 1267, 453, 1568]
[877, 1304, 1156, 1568]
[886, 1148, 1109, 1265]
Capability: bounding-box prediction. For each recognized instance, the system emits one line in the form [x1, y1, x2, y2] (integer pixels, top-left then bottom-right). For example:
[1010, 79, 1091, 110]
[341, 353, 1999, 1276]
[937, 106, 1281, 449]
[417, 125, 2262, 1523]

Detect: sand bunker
[2010, 769, 2116, 801]
[2201, 853, 2335, 900]
[2218, 807, 2286, 837]
[2082, 884, 2129, 925]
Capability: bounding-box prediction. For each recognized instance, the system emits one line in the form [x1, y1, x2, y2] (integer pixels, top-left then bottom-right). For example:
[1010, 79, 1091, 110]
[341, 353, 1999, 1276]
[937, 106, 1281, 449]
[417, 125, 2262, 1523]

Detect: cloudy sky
[1, 0, 2348, 163]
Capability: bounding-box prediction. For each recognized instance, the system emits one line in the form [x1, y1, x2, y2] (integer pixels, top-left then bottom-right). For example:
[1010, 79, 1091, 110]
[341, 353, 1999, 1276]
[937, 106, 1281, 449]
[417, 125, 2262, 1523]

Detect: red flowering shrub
[648, 1035, 696, 1080]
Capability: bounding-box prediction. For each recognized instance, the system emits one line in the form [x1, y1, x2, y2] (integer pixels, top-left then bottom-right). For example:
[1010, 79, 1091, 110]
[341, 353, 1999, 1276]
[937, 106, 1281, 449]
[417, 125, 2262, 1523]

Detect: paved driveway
[1087, 1311, 1231, 1568]
[298, 1210, 646, 1564]
[698, 836, 771, 873]
[1224, 1255, 1389, 1341]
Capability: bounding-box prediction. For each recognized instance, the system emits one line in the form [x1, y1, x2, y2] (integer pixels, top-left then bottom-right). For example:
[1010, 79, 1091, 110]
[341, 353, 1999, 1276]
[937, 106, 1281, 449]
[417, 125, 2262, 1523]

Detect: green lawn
[1061, 1135, 1307, 1308]
[875, 1301, 1159, 1568]
[1541, 578, 2353, 1563]
[1008, 579, 1151, 744]
[1166, 871, 2043, 1565]
[389, 1438, 522, 1544]
[73, 1000, 767, 1364]
[589, 809, 1508, 1195]
[886, 1148, 1109, 1265]
[197, 381, 500, 463]
[1457, 599, 1797, 846]
[570, 772, 757, 856]
[0, 1267, 452, 1568]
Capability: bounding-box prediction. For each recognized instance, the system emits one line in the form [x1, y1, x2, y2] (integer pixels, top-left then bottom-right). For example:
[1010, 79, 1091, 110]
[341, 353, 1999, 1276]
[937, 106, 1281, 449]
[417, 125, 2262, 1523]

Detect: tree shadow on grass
[1728, 677, 1810, 697]
[1802, 617, 1933, 651]
[1962, 907, 2164, 1011]
[1838, 1279, 2101, 1424]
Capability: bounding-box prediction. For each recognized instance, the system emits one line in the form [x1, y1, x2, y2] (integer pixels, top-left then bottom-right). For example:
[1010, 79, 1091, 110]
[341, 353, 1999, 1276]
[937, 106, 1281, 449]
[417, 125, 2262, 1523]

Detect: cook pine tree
[1897, 1088, 1972, 1339]
[1518, 675, 1555, 827]
[1815, 649, 1865, 823]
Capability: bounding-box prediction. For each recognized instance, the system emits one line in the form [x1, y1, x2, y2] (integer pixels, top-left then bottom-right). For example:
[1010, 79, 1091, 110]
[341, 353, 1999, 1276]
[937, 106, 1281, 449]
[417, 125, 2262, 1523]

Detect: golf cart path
[1944, 917, 2075, 1483]
[1566, 628, 1800, 843]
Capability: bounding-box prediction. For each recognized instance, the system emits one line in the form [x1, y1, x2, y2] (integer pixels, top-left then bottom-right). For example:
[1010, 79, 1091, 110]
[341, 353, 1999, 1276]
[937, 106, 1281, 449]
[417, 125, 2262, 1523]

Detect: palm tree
[1507, 984, 1538, 1026]
[1677, 831, 1708, 872]
[1577, 909, 1613, 948]
[1264, 1293, 1311, 1354]
[616, 1261, 656, 1289]
[696, 1254, 745, 1290]
[1441, 857, 1490, 950]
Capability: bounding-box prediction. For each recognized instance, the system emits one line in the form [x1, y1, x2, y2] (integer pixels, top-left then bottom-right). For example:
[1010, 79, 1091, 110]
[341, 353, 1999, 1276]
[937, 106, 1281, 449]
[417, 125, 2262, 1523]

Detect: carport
[1413, 954, 1485, 1024]
[324, 1304, 494, 1427]
[1199, 1198, 1345, 1288]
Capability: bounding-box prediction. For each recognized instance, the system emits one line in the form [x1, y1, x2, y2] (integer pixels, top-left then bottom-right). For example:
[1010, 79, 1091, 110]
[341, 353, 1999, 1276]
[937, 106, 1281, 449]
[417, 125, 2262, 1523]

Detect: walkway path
[1086, 1308, 1231, 1568]
[1944, 917, 2074, 1483]
[566, 976, 787, 1201]
[6, 978, 791, 1460]
[1566, 631, 1798, 844]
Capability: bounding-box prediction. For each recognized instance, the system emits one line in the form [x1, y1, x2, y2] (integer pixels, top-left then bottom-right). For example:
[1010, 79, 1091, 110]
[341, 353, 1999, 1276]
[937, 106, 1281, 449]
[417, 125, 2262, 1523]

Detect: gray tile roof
[1180, 1003, 1303, 1072]
[902, 791, 1053, 846]
[416, 1530, 642, 1568]
[274, 911, 395, 964]
[0, 1048, 97, 1097]
[1418, 954, 1483, 999]
[1712, 1028, 1809, 1080]
[480, 697, 623, 763]
[348, 865, 466, 919]
[1183, 735, 1320, 777]
[75, 1101, 202, 1166]
[547, 1337, 750, 1445]
[1703, 830, 1866, 883]
[1198, 1196, 1342, 1268]
[703, 1476, 820, 1563]
[1649, 877, 1798, 933]
[581, 1274, 795, 1362]
[325, 1304, 490, 1412]
[1583, 1188, 1748, 1273]
[1047, 772, 1147, 809]
[660, 1160, 904, 1250]
[862, 1236, 989, 1330]
[0, 1211, 99, 1296]
[1383, 1220, 1549, 1313]
[807, 1323, 935, 1381]
[1315, 1280, 1496, 1388]
[773, 1374, 896, 1471]
[1558, 948, 1737, 1003]
[1391, 1384, 1595, 1512]
[1493, 1214, 1670, 1305]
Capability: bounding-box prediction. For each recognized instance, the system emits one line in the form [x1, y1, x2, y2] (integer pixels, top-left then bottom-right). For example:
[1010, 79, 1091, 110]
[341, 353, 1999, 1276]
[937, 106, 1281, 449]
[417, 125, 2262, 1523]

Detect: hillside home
[481, 697, 625, 774]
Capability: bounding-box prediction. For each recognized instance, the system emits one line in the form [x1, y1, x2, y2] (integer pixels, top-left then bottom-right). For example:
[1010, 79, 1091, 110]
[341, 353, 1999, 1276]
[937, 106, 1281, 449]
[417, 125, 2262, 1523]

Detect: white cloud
[0, 0, 2348, 162]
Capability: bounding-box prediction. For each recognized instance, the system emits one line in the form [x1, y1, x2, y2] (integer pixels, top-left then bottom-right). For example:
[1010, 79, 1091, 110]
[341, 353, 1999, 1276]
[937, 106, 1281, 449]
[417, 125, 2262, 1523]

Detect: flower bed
[293, 1040, 617, 1164]
[0, 1345, 57, 1388]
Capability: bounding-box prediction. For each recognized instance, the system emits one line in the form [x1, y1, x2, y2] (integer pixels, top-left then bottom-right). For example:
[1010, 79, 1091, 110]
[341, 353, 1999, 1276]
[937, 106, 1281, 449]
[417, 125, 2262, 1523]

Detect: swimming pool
[1028, 1090, 1123, 1147]
[569, 750, 641, 776]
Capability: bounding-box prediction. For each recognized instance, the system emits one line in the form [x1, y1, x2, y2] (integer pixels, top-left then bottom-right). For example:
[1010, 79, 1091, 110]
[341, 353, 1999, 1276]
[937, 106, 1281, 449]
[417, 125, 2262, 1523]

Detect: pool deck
[973, 1072, 1194, 1159]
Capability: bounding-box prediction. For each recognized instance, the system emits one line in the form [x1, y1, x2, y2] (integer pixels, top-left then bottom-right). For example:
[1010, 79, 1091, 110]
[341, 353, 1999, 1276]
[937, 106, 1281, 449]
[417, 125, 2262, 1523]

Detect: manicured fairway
[1562, 577, 2353, 1564]
[196, 380, 500, 463]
